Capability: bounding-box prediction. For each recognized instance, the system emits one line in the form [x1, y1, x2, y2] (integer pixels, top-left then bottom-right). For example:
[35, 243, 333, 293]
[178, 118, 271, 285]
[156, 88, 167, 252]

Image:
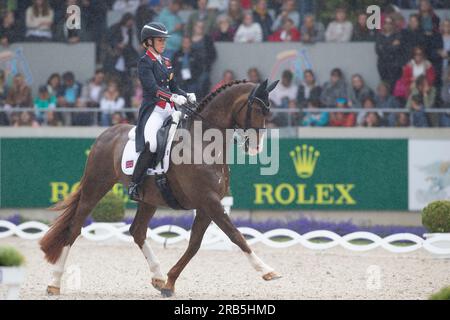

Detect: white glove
[187, 93, 196, 103]
[170, 94, 187, 106]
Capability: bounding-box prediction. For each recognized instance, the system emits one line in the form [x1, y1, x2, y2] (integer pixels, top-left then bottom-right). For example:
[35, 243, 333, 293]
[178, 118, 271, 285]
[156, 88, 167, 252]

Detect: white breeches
[144, 104, 175, 153]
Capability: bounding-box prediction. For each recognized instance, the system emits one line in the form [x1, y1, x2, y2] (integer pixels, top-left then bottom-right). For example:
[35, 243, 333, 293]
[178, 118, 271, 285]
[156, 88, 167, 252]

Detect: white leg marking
[49, 246, 71, 288]
[245, 251, 274, 275]
[141, 240, 165, 280]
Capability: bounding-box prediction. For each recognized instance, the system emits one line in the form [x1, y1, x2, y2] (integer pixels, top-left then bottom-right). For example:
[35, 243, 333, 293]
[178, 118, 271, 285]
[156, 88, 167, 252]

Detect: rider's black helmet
[140, 22, 170, 44]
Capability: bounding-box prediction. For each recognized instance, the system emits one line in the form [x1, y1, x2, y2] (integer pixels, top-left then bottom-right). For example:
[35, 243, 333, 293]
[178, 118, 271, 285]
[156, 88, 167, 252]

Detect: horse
[39, 79, 281, 298]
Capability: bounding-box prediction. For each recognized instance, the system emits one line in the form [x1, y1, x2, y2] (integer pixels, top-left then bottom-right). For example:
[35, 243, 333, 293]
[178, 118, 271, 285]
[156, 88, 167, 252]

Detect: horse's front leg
[161, 212, 212, 297]
[130, 202, 165, 292]
[202, 194, 281, 281]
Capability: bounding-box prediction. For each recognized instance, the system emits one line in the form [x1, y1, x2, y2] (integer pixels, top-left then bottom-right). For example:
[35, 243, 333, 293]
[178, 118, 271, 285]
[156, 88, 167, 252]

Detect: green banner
[0, 138, 408, 210]
[230, 139, 408, 210]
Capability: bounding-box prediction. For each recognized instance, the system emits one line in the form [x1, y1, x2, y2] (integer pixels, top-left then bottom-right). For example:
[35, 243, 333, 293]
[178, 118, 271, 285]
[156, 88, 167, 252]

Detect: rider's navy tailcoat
[135, 50, 187, 153]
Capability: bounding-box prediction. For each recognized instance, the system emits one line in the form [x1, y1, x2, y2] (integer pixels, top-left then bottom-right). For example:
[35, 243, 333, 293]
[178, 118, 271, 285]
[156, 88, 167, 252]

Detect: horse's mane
[196, 79, 248, 113]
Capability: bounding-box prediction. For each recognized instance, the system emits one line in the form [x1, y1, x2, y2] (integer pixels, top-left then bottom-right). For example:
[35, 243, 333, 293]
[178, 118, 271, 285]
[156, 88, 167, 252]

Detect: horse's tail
[39, 175, 86, 264]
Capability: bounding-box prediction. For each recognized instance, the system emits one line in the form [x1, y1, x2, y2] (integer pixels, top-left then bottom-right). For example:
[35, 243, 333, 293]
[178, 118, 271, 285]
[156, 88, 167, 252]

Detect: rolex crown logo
[290, 145, 320, 178]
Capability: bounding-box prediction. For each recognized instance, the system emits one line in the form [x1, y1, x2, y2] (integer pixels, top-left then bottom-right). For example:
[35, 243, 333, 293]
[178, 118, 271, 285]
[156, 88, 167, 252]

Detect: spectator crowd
[0, 0, 450, 127]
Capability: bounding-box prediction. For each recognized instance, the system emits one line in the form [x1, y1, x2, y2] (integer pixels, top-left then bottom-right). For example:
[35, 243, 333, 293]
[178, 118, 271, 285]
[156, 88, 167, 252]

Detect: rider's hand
[170, 94, 187, 106]
[187, 93, 196, 103]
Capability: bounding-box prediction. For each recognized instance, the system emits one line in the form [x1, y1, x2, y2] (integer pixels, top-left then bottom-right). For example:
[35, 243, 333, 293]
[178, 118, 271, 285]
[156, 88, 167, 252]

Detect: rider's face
[152, 37, 166, 53]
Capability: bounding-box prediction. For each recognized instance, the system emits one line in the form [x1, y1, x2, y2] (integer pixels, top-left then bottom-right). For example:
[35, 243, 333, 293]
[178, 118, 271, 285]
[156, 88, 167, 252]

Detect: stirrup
[128, 182, 141, 201]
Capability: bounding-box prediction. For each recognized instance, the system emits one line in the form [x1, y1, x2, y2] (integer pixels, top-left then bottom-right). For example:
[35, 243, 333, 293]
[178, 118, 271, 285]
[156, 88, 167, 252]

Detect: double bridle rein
[181, 86, 270, 132]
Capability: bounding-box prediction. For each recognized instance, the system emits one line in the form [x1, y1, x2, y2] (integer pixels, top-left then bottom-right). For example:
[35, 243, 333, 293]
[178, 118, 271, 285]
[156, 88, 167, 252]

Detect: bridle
[181, 86, 270, 132]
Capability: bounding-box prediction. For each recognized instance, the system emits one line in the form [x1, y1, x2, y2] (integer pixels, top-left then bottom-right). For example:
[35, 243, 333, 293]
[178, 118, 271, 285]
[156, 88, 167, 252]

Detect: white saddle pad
[121, 111, 182, 176]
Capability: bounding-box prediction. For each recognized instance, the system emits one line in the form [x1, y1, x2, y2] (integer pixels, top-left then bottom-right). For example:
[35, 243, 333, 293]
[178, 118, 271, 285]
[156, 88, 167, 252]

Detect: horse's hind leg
[41, 144, 118, 295]
[129, 202, 165, 292]
[161, 212, 212, 297]
[202, 195, 281, 281]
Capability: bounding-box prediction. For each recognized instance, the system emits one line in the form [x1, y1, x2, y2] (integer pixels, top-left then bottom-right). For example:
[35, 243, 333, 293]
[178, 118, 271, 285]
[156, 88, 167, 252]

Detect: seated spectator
[13, 111, 40, 127]
[112, 0, 140, 13]
[440, 69, 450, 126]
[356, 97, 383, 126]
[54, 0, 90, 44]
[301, 99, 328, 127]
[297, 69, 322, 109]
[247, 67, 262, 84]
[406, 75, 436, 125]
[131, 75, 143, 109]
[212, 70, 235, 92]
[409, 94, 429, 127]
[329, 98, 356, 127]
[45, 108, 63, 126]
[46, 73, 61, 99]
[268, 18, 300, 42]
[99, 81, 125, 127]
[207, 0, 229, 12]
[111, 112, 129, 125]
[268, 69, 298, 127]
[227, 0, 243, 30]
[135, 0, 156, 34]
[325, 7, 353, 43]
[25, 0, 54, 41]
[57, 71, 82, 125]
[362, 112, 382, 127]
[0, 69, 7, 105]
[172, 37, 204, 96]
[401, 14, 426, 66]
[395, 46, 436, 99]
[320, 68, 347, 108]
[418, 0, 440, 35]
[212, 14, 235, 42]
[252, 0, 273, 41]
[156, 0, 184, 58]
[440, 19, 450, 79]
[5, 74, 32, 109]
[375, 82, 401, 127]
[271, 0, 299, 32]
[300, 14, 325, 44]
[395, 112, 410, 127]
[375, 16, 404, 91]
[352, 12, 375, 42]
[80, 69, 106, 109]
[34, 85, 56, 124]
[185, 0, 217, 38]
[103, 12, 139, 74]
[191, 21, 217, 98]
[0, 69, 9, 125]
[348, 74, 374, 109]
[234, 11, 263, 43]
[0, 11, 21, 46]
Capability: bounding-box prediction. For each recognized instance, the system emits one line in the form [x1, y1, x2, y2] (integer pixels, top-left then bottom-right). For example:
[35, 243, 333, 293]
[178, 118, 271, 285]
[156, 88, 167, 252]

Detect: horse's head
[233, 79, 279, 155]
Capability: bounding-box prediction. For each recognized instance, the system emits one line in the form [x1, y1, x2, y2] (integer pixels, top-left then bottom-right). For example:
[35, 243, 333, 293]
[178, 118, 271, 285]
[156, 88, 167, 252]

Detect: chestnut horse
[39, 79, 280, 297]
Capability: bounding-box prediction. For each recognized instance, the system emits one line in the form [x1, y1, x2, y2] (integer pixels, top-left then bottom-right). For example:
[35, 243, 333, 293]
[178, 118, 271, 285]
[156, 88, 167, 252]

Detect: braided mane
[196, 79, 248, 113]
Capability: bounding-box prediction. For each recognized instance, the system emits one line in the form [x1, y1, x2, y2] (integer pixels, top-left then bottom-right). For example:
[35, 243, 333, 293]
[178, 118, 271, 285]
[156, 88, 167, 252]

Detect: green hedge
[422, 201, 450, 233]
[0, 246, 25, 267]
[91, 191, 125, 223]
[429, 286, 450, 300]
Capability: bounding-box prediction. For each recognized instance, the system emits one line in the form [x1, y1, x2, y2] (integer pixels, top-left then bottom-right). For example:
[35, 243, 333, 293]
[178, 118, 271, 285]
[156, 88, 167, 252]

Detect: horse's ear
[267, 80, 279, 93]
[254, 79, 268, 97]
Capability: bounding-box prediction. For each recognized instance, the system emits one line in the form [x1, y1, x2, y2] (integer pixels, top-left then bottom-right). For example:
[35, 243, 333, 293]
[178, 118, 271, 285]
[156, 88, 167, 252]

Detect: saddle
[121, 110, 183, 176]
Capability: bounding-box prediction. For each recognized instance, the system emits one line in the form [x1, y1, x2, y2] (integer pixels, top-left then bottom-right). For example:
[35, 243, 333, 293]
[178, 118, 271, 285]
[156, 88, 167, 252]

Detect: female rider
[128, 22, 196, 200]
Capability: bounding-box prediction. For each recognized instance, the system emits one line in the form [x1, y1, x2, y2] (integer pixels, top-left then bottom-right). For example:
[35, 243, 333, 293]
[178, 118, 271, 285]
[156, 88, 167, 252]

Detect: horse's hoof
[161, 288, 174, 298]
[151, 278, 165, 292]
[262, 271, 282, 281]
[47, 286, 60, 296]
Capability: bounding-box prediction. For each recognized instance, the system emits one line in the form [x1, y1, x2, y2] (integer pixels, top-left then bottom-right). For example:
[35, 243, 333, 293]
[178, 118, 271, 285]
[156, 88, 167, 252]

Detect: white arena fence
[1, 220, 450, 256]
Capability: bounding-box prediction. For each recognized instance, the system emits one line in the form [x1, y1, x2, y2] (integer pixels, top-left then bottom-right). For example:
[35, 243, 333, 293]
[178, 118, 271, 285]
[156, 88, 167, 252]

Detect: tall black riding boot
[128, 144, 152, 200]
